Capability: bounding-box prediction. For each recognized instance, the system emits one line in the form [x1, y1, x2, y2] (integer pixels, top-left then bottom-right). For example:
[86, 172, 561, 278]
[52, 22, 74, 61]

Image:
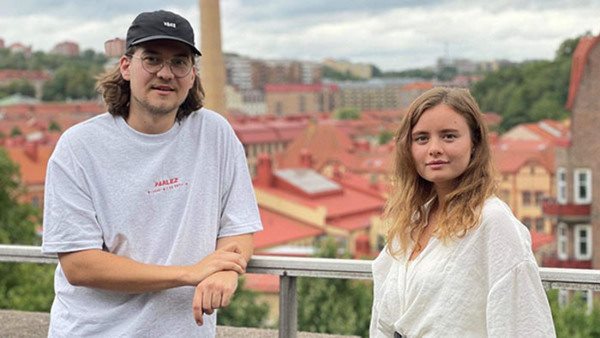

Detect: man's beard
[132, 94, 181, 117]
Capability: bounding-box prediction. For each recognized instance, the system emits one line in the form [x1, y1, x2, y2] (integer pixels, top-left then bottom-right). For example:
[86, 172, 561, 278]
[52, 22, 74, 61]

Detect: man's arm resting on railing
[193, 234, 254, 326]
[57, 242, 247, 293]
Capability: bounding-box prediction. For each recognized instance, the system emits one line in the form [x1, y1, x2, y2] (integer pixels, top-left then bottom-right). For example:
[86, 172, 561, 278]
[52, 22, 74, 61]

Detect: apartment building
[541, 33, 600, 310]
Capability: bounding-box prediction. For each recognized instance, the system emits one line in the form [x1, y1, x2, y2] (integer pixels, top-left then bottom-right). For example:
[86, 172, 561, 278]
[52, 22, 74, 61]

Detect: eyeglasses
[130, 55, 193, 78]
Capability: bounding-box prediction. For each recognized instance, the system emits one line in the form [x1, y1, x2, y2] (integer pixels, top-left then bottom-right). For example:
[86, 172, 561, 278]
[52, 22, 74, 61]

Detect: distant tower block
[200, 0, 227, 117]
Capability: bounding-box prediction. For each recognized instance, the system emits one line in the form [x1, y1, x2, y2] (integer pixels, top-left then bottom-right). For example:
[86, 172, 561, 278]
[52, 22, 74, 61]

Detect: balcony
[543, 256, 593, 269]
[2, 244, 600, 338]
[542, 200, 591, 222]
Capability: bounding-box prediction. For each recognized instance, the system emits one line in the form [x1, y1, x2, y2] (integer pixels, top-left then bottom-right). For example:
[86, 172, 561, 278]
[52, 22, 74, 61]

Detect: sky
[0, 0, 598, 71]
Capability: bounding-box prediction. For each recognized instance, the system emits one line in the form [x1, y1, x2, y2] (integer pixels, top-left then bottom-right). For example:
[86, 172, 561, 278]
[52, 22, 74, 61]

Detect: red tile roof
[277, 122, 355, 170]
[531, 231, 555, 252]
[401, 81, 434, 91]
[492, 140, 555, 174]
[0, 70, 51, 81]
[232, 118, 308, 145]
[566, 34, 600, 110]
[5, 144, 55, 185]
[244, 274, 279, 293]
[254, 207, 324, 249]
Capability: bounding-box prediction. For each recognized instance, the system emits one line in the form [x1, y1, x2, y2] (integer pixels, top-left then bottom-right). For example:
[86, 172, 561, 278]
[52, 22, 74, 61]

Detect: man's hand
[192, 270, 239, 326]
[181, 242, 246, 286]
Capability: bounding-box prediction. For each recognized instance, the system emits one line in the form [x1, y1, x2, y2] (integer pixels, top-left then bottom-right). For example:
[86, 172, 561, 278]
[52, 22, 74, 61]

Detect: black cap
[126, 10, 201, 55]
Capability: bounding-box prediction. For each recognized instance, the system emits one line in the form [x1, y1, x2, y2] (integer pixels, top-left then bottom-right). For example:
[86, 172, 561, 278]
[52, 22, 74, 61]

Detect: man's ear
[120, 56, 132, 81]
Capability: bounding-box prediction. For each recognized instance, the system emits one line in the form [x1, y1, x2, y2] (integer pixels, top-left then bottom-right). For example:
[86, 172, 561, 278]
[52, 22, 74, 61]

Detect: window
[557, 167, 567, 204]
[522, 217, 531, 229]
[573, 168, 592, 204]
[299, 95, 306, 113]
[557, 223, 568, 260]
[574, 224, 592, 260]
[522, 191, 532, 206]
[580, 290, 594, 315]
[558, 289, 569, 308]
[535, 191, 545, 206]
[535, 218, 544, 233]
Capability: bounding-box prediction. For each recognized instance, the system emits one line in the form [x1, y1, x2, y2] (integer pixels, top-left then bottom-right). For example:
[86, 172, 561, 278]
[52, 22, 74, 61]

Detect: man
[42, 10, 262, 337]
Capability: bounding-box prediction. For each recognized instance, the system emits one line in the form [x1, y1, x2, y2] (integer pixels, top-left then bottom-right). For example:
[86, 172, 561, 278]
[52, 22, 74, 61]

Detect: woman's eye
[414, 136, 428, 143]
[444, 134, 457, 140]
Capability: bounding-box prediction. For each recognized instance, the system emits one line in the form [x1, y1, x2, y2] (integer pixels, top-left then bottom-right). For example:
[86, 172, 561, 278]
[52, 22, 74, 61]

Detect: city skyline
[0, 1, 599, 71]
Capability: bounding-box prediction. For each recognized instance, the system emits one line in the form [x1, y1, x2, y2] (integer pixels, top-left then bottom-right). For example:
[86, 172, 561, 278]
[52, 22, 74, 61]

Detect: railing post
[279, 275, 297, 338]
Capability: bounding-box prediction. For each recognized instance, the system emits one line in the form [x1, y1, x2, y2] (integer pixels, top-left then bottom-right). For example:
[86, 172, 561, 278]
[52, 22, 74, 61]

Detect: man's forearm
[58, 250, 190, 293]
[216, 233, 254, 264]
[58, 243, 246, 294]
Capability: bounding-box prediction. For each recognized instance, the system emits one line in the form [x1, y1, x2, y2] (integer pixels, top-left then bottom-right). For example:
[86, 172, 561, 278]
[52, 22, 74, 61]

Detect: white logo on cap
[164, 22, 176, 28]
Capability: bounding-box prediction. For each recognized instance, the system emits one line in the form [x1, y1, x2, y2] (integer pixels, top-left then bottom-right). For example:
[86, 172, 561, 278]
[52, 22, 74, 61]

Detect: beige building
[323, 58, 373, 79]
[265, 83, 339, 115]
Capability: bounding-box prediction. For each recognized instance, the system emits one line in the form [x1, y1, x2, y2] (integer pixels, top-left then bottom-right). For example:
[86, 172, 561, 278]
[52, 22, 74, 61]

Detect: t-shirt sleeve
[486, 260, 556, 338]
[42, 135, 104, 254]
[217, 139, 262, 238]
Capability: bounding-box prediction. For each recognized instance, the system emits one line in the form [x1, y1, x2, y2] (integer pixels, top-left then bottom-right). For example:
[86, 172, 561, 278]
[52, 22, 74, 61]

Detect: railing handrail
[1, 244, 599, 289]
[2, 244, 599, 338]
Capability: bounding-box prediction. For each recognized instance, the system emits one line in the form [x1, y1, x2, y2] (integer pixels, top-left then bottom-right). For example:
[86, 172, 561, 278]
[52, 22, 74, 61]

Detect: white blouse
[370, 197, 556, 337]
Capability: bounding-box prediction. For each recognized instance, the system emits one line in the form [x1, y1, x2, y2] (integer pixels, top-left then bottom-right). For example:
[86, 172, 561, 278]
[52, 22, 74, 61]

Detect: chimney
[255, 153, 274, 187]
[200, 0, 227, 117]
[24, 141, 38, 161]
[332, 162, 342, 179]
[300, 148, 313, 168]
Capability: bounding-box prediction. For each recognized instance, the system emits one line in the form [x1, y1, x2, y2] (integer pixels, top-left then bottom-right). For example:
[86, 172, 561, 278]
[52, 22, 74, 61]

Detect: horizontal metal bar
[0, 245, 599, 288]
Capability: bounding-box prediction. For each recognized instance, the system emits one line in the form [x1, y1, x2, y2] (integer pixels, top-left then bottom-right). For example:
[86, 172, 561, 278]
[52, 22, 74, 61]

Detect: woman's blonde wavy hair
[95, 46, 205, 123]
[385, 87, 496, 257]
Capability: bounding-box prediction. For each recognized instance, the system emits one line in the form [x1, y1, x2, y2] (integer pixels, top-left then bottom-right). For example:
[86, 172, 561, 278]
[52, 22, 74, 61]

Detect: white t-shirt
[42, 109, 262, 337]
[370, 197, 555, 338]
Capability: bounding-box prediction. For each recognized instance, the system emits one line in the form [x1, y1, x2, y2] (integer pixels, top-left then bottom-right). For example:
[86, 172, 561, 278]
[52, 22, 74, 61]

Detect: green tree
[48, 120, 62, 132]
[297, 238, 373, 338]
[10, 126, 22, 137]
[334, 107, 361, 120]
[42, 63, 100, 101]
[0, 149, 55, 312]
[322, 66, 364, 81]
[471, 35, 579, 131]
[217, 277, 270, 328]
[547, 289, 600, 337]
[378, 130, 394, 145]
[1, 79, 36, 98]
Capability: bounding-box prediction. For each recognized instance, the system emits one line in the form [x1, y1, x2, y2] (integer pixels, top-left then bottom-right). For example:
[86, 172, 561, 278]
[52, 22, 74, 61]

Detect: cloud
[0, 1, 598, 71]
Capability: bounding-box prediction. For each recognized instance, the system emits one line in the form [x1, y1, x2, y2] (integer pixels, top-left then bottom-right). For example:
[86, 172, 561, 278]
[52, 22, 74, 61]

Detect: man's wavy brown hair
[95, 46, 205, 122]
[385, 87, 496, 257]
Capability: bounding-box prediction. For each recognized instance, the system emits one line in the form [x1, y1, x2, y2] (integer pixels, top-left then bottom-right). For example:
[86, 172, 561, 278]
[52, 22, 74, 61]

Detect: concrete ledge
[0, 310, 358, 338]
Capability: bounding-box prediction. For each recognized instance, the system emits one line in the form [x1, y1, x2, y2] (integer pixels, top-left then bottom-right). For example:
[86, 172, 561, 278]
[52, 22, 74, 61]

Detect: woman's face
[410, 103, 473, 196]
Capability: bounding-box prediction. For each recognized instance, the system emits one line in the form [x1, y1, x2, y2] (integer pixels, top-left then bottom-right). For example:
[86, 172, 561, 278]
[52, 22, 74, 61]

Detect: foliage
[322, 66, 364, 81]
[0, 79, 36, 99]
[334, 107, 361, 120]
[48, 120, 62, 132]
[378, 130, 394, 145]
[42, 62, 103, 101]
[0, 149, 55, 312]
[217, 277, 270, 328]
[297, 238, 373, 338]
[470, 35, 582, 131]
[9, 126, 22, 137]
[0, 48, 107, 101]
[547, 289, 600, 337]
[377, 68, 436, 79]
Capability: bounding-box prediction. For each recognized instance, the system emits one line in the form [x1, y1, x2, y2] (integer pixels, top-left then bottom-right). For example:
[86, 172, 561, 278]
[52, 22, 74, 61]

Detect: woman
[370, 87, 555, 337]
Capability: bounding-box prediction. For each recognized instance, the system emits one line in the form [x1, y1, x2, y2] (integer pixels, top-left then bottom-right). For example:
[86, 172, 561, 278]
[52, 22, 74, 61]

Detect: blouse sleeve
[486, 259, 556, 337]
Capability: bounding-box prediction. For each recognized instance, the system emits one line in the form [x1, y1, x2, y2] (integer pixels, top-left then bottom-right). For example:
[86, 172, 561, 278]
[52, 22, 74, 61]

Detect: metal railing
[1, 244, 600, 338]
